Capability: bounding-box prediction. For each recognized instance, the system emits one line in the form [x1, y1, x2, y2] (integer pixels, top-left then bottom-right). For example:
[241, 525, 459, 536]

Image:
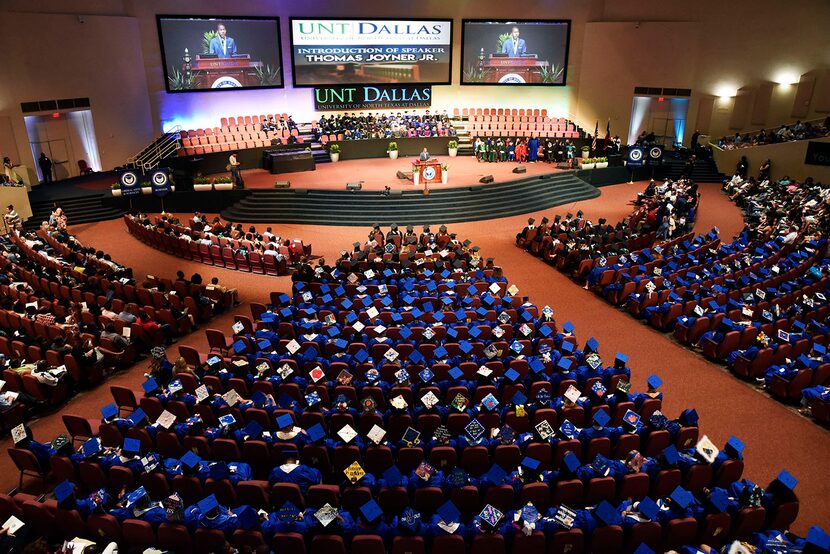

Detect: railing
[710, 117, 828, 151]
[126, 125, 182, 170]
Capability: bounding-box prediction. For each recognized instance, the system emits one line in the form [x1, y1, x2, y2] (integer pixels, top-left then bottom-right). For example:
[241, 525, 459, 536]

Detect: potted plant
[581, 145, 590, 159]
[581, 157, 595, 169]
[412, 165, 420, 186]
[111, 183, 122, 197]
[448, 140, 458, 157]
[329, 143, 341, 162]
[596, 157, 609, 169]
[193, 176, 213, 192]
[387, 141, 399, 160]
[140, 181, 152, 195]
[214, 176, 234, 191]
[440, 163, 449, 184]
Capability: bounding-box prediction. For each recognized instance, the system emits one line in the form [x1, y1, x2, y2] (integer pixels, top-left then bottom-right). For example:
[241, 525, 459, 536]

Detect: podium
[483, 55, 550, 84]
[191, 55, 260, 88]
[413, 159, 442, 184]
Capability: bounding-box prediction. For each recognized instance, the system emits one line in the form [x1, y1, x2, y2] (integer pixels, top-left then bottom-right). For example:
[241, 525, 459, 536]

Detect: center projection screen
[461, 20, 570, 86]
[290, 18, 453, 86]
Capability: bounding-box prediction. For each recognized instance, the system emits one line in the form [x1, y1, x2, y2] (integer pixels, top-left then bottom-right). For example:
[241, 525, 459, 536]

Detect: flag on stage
[604, 119, 611, 150]
[591, 121, 598, 152]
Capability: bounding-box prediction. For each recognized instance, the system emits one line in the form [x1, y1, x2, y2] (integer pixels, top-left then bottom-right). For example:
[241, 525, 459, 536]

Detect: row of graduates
[473, 136, 577, 164]
[35, 429, 806, 553]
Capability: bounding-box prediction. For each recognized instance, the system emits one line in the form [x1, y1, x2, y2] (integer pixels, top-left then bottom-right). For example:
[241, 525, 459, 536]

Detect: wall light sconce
[715, 84, 738, 98]
[773, 71, 799, 86]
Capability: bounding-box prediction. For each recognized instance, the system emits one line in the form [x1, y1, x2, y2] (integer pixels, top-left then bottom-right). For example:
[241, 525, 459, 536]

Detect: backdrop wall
[2, 0, 828, 180]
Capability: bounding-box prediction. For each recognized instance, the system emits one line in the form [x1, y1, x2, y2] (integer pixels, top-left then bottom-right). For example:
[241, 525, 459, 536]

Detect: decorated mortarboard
[481, 393, 499, 411]
[647, 374, 663, 389]
[478, 504, 504, 528]
[101, 403, 118, 420]
[337, 424, 357, 443]
[590, 381, 607, 397]
[313, 503, 339, 527]
[622, 409, 641, 429]
[55, 479, 76, 503]
[554, 504, 577, 528]
[218, 414, 237, 428]
[415, 461, 436, 482]
[465, 419, 485, 441]
[142, 377, 160, 394]
[399, 506, 421, 531]
[593, 408, 611, 428]
[638, 496, 660, 521]
[418, 368, 434, 383]
[305, 390, 321, 407]
[394, 368, 409, 383]
[670, 486, 693, 509]
[390, 395, 408, 410]
[594, 500, 619, 526]
[775, 469, 798, 491]
[180, 450, 201, 469]
[559, 419, 578, 439]
[344, 461, 366, 484]
[695, 435, 719, 463]
[122, 437, 141, 455]
[402, 426, 422, 446]
[82, 437, 102, 457]
[420, 391, 440, 409]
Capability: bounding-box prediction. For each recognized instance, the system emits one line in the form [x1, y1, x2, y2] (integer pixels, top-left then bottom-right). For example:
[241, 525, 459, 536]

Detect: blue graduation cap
[679, 409, 699, 427]
[400, 326, 413, 340]
[361, 296, 373, 308]
[483, 463, 507, 484]
[633, 544, 656, 554]
[82, 437, 101, 457]
[433, 311, 445, 322]
[454, 309, 467, 321]
[257, 339, 272, 351]
[586, 337, 599, 352]
[391, 312, 404, 323]
[726, 436, 745, 457]
[142, 377, 159, 395]
[557, 358, 573, 372]
[511, 390, 528, 406]
[446, 327, 459, 339]
[561, 340, 575, 353]
[243, 420, 264, 440]
[280, 307, 293, 319]
[236, 505, 259, 530]
[806, 526, 830, 551]
[122, 438, 141, 455]
[708, 489, 729, 512]
[382, 465, 404, 487]
[469, 326, 482, 339]
[276, 413, 294, 430]
[306, 423, 326, 443]
[422, 301, 434, 313]
[647, 374, 663, 390]
[232, 340, 247, 354]
[467, 285, 478, 296]
[341, 298, 354, 310]
[814, 343, 827, 355]
[475, 307, 488, 318]
[251, 391, 267, 407]
[354, 349, 369, 363]
[670, 486, 693, 509]
[411, 307, 424, 320]
[594, 500, 619, 526]
[562, 321, 575, 334]
[327, 327, 340, 338]
[181, 450, 201, 469]
[459, 341, 473, 354]
[615, 352, 629, 367]
[436, 500, 461, 523]
[55, 479, 76, 503]
[775, 469, 798, 491]
[360, 499, 382, 523]
[593, 408, 611, 428]
[559, 420, 577, 439]
[662, 445, 680, 465]
[562, 451, 581, 473]
[638, 496, 659, 520]
[101, 403, 118, 420]
[448, 366, 464, 381]
[504, 368, 520, 382]
[521, 456, 541, 473]
[334, 338, 348, 350]
[197, 494, 219, 514]
[520, 310, 533, 322]
[209, 461, 230, 480]
[260, 312, 276, 323]
[434, 346, 448, 358]
[539, 325, 552, 338]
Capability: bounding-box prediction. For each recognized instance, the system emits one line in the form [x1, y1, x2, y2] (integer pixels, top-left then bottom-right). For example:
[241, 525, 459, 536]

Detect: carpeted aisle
[3, 182, 828, 533]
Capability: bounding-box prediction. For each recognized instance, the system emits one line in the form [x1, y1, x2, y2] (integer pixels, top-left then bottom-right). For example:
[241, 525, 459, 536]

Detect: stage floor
[236, 156, 567, 192]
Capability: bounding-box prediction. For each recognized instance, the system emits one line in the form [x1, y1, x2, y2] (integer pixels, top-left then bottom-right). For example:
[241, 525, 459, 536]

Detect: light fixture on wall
[714, 84, 738, 98]
[773, 70, 799, 86]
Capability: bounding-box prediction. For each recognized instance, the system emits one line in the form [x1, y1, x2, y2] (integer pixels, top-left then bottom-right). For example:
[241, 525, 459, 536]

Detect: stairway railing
[127, 126, 182, 171]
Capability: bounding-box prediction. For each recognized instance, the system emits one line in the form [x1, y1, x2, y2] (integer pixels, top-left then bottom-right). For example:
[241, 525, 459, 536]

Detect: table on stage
[413, 159, 442, 184]
[482, 55, 550, 84]
[191, 54, 261, 88]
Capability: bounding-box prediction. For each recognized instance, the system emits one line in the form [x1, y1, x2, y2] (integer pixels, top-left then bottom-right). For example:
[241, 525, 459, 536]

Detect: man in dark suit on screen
[209, 24, 237, 58]
[502, 27, 526, 56]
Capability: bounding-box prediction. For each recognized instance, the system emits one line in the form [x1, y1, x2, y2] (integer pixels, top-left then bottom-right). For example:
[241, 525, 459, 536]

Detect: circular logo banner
[149, 168, 172, 198]
[627, 147, 645, 167]
[498, 73, 526, 84]
[211, 76, 243, 88]
[423, 166, 436, 181]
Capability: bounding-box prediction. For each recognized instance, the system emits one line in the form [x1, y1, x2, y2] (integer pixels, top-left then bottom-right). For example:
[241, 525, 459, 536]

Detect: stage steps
[220, 171, 600, 226]
[660, 151, 726, 182]
[23, 194, 126, 230]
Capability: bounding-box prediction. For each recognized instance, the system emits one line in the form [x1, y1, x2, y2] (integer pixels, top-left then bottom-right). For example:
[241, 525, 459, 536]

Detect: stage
[232, 155, 566, 192]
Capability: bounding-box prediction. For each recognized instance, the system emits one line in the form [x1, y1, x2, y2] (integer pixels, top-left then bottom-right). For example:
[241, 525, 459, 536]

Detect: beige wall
[2, 0, 829, 174]
[712, 137, 830, 183]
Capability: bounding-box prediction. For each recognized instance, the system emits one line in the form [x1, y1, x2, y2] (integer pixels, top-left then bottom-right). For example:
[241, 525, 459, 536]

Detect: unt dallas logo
[211, 76, 243, 88]
[498, 73, 526, 84]
[422, 166, 436, 180]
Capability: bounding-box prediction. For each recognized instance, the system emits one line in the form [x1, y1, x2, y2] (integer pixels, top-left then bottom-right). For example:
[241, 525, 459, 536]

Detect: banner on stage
[627, 146, 645, 168]
[290, 19, 452, 86]
[314, 85, 432, 111]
